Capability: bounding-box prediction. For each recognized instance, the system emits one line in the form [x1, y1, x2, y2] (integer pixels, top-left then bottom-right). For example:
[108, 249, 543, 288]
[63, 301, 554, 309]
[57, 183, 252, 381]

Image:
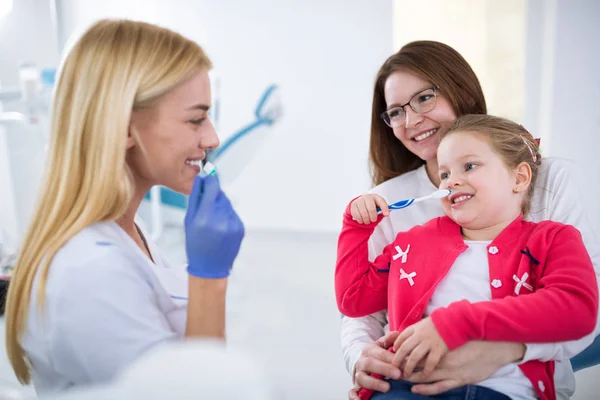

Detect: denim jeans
[370, 379, 511, 400]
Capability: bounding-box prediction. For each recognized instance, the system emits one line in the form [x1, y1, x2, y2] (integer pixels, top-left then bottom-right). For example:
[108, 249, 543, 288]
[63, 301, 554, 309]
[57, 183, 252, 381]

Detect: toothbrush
[200, 161, 217, 177]
[376, 189, 451, 213]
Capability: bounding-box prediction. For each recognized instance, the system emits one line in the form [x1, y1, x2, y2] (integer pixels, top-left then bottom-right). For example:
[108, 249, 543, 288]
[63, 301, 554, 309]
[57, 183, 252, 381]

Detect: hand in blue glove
[184, 175, 245, 279]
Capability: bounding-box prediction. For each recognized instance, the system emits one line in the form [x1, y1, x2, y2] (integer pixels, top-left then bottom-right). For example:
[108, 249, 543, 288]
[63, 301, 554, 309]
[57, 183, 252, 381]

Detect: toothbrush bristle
[203, 162, 216, 176]
[432, 189, 451, 199]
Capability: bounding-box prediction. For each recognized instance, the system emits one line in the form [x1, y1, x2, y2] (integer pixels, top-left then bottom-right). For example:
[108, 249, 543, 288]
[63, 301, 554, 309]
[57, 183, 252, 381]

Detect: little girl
[335, 115, 598, 400]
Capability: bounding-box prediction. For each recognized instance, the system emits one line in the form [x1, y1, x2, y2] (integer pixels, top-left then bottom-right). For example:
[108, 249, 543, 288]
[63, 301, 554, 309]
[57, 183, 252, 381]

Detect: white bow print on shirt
[399, 268, 417, 286]
[513, 272, 533, 295]
[392, 244, 410, 263]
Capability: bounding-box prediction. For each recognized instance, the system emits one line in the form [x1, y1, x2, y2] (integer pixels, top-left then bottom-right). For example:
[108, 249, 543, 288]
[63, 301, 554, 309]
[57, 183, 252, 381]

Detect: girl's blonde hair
[5, 19, 212, 384]
[444, 114, 542, 216]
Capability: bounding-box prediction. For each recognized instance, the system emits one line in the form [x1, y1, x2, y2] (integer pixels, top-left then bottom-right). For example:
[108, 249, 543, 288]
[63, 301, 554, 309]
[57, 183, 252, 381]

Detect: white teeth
[186, 160, 202, 166]
[453, 195, 472, 204]
[414, 129, 437, 142]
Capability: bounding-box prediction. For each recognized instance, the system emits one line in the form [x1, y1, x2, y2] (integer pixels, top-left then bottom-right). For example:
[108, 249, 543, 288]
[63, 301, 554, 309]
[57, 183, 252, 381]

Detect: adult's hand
[184, 175, 245, 279]
[348, 331, 402, 399]
[402, 341, 525, 396]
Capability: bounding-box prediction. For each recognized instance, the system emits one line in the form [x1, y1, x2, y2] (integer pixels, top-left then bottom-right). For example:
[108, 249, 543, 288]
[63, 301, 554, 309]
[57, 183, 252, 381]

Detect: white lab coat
[21, 219, 189, 394]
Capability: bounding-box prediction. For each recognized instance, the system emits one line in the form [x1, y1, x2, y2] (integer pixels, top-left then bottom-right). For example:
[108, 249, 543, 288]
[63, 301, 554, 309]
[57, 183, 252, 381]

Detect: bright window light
[0, 0, 13, 21]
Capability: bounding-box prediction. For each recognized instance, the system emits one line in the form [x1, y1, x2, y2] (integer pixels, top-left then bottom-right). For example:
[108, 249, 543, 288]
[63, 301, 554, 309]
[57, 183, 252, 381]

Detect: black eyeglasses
[380, 86, 439, 128]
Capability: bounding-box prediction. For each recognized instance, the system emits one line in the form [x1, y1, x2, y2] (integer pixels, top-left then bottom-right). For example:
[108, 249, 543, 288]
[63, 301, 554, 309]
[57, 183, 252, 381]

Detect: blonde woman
[4, 19, 244, 393]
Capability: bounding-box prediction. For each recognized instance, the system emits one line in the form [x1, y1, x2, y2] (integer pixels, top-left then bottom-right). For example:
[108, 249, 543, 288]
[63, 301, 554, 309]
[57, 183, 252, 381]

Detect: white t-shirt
[21, 219, 189, 395]
[427, 241, 536, 400]
[341, 158, 600, 399]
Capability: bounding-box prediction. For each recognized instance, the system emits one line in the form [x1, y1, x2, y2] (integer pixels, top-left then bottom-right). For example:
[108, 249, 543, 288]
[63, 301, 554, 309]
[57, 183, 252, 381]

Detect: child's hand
[392, 317, 448, 378]
[350, 194, 390, 224]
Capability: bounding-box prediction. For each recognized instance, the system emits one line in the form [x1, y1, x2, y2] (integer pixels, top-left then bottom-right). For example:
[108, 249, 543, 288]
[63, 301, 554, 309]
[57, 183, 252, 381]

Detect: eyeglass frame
[380, 86, 440, 128]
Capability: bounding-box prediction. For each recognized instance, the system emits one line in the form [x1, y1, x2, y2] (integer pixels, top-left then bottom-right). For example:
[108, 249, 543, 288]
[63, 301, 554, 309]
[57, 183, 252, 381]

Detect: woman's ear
[127, 123, 138, 150]
[514, 162, 532, 192]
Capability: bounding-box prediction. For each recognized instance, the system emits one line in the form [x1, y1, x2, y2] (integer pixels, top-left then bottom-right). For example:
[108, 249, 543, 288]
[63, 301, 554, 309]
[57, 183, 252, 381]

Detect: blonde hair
[444, 114, 542, 216]
[5, 19, 212, 384]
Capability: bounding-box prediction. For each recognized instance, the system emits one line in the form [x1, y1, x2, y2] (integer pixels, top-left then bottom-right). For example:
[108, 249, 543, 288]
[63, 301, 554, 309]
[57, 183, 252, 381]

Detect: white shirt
[21, 220, 189, 395]
[427, 241, 536, 400]
[341, 158, 600, 399]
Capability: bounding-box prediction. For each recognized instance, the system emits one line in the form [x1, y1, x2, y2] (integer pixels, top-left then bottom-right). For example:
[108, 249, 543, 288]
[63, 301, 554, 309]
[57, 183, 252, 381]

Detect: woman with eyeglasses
[342, 40, 600, 400]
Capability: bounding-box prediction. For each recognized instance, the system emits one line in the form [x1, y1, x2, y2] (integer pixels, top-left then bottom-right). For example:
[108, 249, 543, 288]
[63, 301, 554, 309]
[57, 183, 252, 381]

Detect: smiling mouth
[451, 195, 473, 205]
[413, 128, 437, 142]
[185, 160, 202, 167]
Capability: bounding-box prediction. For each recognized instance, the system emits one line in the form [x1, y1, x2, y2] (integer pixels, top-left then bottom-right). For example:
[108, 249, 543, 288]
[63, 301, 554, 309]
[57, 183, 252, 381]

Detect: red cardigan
[335, 210, 598, 400]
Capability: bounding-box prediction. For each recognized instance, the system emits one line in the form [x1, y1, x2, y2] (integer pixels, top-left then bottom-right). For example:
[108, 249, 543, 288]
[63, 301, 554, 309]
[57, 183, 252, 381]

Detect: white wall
[56, 0, 394, 233]
[525, 0, 600, 234]
[394, 0, 526, 123]
[9, 0, 596, 237]
[0, 0, 59, 242]
[0, 0, 59, 87]
[0, 125, 17, 244]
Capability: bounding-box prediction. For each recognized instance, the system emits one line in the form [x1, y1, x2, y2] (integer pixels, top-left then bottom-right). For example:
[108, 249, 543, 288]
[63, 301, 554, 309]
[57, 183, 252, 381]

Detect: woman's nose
[404, 107, 424, 129]
[200, 119, 220, 150]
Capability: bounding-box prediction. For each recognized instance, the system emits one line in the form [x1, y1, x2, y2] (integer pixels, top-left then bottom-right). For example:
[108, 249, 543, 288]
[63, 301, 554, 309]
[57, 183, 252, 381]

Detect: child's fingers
[363, 196, 380, 223]
[393, 327, 412, 352]
[403, 343, 429, 377]
[356, 201, 372, 224]
[351, 195, 388, 224]
[373, 195, 390, 216]
[393, 337, 419, 368]
[391, 329, 414, 366]
[350, 200, 365, 224]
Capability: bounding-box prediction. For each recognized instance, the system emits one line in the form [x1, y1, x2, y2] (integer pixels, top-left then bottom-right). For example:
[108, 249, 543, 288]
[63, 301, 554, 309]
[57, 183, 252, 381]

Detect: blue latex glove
[184, 175, 245, 278]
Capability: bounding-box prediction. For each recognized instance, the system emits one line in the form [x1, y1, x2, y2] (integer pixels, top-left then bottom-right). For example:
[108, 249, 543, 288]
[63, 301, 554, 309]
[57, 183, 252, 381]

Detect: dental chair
[571, 335, 600, 372]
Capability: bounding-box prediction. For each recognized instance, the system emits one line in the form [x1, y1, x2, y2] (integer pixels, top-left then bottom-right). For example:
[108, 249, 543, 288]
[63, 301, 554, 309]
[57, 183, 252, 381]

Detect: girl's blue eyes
[439, 163, 478, 180]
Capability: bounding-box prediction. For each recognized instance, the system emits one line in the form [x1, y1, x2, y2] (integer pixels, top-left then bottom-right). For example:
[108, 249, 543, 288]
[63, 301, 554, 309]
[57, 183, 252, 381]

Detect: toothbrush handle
[375, 191, 447, 214]
[376, 198, 415, 213]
